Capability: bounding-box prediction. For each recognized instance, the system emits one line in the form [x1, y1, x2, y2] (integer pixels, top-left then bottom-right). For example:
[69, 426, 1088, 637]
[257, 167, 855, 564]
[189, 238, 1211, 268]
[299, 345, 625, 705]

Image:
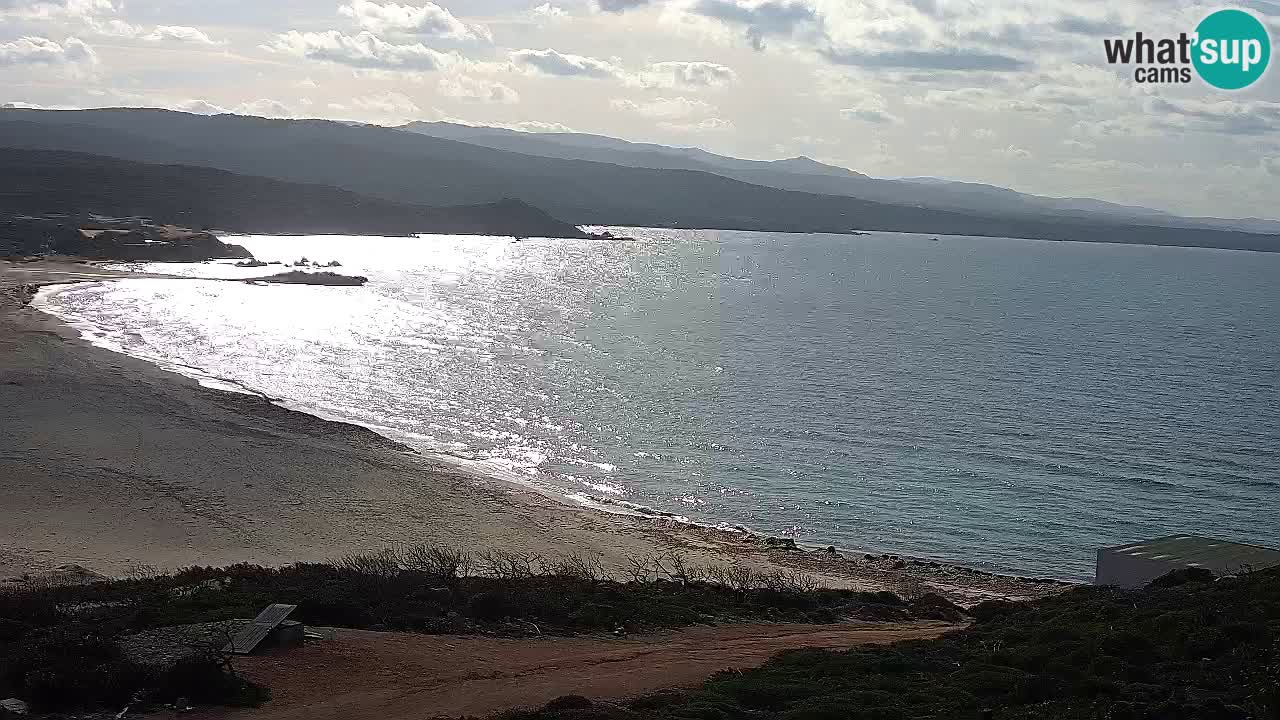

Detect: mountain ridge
[1, 108, 1276, 253]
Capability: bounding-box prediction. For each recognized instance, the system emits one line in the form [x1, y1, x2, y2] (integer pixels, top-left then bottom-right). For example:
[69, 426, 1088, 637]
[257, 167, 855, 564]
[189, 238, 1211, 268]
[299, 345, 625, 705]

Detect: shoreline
[1, 259, 1073, 604]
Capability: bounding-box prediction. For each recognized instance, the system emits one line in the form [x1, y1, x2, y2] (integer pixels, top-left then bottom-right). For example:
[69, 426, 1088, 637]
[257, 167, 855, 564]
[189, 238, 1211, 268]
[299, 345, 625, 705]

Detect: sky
[2, 0, 1279, 218]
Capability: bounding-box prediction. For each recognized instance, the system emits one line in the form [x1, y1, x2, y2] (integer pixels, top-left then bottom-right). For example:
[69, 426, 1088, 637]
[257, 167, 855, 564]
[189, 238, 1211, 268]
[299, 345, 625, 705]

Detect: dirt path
[190, 622, 955, 720]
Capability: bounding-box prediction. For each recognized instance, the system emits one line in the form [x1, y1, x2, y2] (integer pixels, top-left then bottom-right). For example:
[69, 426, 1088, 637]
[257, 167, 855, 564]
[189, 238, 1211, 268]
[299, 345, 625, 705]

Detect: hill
[508, 567, 1280, 720]
[0, 147, 586, 238]
[1, 108, 1277, 252]
[400, 122, 1243, 229]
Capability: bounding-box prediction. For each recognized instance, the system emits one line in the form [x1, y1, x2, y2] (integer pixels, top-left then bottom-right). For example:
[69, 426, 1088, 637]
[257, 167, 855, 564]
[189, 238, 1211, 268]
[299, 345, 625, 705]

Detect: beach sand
[0, 259, 1066, 603]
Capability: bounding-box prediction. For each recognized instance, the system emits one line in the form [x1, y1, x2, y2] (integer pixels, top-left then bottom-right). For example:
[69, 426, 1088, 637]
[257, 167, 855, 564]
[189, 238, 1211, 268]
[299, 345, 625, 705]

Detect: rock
[1150, 567, 1215, 588]
[825, 545, 838, 555]
[235, 259, 269, 268]
[1, 698, 30, 715]
[244, 271, 368, 287]
[764, 537, 798, 551]
[324, 260, 343, 267]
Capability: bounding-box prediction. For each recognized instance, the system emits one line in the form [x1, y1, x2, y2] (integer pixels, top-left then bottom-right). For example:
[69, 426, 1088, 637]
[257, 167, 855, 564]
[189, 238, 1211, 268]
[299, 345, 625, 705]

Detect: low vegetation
[502, 566, 1280, 720]
[0, 546, 956, 713]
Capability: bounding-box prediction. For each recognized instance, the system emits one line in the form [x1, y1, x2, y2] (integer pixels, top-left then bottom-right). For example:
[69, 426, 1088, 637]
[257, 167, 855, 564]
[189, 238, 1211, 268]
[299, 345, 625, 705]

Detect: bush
[499, 566, 1280, 720]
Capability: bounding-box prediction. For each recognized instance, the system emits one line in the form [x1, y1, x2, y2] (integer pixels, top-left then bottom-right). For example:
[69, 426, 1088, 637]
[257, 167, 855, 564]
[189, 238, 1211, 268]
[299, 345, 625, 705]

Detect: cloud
[436, 115, 575, 133]
[1263, 157, 1280, 176]
[510, 48, 622, 78]
[0, 0, 114, 19]
[611, 96, 715, 118]
[439, 74, 520, 103]
[331, 91, 422, 118]
[532, 2, 569, 21]
[142, 25, 221, 45]
[0, 35, 95, 65]
[658, 117, 734, 132]
[234, 98, 296, 118]
[266, 30, 463, 72]
[1144, 97, 1280, 136]
[174, 98, 229, 114]
[839, 107, 900, 124]
[597, 0, 652, 12]
[1052, 14, 1121, 36]
[689, 0, 821, 50]
[634, 60, 738, 88]
[836, 89, 900, 124]
[997, 144, 1032, 160]
[338, 0, 491, 41]
[973, 128, 995, 140]
[823, 46, 1029, 72]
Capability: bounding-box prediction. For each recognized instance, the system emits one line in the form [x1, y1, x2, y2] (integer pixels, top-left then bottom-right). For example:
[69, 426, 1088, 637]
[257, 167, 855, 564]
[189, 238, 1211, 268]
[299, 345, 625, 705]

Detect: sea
[34, 228, 1280, 581]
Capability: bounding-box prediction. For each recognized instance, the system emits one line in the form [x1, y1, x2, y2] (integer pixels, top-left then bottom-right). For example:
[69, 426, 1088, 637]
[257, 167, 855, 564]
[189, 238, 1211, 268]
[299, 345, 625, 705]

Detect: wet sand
[0, 259, 1068, 603]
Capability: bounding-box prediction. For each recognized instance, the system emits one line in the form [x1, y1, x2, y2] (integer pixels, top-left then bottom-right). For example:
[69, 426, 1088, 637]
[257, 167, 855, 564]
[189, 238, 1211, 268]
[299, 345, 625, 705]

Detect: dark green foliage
[1, 550, 939, 712]
[0, 576, 267, 713]
[499, 567, 1280, 720]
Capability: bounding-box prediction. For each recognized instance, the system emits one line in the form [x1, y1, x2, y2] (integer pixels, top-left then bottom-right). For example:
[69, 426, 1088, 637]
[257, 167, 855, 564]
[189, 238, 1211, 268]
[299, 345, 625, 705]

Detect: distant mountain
[404, 122, 1278, 232]
[1, 108, 1276, 253]
[0, 147, 586, 238]
[400, 122, 1174, 221]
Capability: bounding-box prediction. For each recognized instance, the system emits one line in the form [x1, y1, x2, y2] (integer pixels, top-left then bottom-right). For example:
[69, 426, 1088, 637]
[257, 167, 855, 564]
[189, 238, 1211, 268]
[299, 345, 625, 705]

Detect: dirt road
[193, 622, 955, 720]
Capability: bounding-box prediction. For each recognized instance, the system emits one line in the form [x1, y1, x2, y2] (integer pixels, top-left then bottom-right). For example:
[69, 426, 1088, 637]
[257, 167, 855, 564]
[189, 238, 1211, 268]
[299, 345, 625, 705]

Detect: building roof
[1102, 535, 1280, 573]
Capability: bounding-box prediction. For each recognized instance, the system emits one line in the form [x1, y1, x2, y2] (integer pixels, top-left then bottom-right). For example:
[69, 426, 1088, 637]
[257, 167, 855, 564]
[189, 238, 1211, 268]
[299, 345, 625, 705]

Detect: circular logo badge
[1193, 9, 1271, 90]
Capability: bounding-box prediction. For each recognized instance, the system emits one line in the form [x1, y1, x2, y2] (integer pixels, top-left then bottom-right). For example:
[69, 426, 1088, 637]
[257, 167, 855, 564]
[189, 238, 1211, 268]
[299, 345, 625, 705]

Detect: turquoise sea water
[37, 228, 1280, 580]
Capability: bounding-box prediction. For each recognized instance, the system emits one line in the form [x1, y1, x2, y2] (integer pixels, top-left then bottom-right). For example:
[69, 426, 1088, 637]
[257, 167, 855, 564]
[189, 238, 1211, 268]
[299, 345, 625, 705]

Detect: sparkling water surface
[36, 228, 1280, 580]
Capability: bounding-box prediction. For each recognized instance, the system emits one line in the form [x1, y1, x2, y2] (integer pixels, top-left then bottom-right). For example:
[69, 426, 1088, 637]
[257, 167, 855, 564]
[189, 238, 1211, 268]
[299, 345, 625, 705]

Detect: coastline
[0, 259, 1071, 604]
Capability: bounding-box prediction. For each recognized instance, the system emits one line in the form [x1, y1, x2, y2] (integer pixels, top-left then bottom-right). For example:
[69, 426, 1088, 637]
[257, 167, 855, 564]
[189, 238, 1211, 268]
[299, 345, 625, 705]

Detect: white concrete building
[1095, 535, 1280, 588]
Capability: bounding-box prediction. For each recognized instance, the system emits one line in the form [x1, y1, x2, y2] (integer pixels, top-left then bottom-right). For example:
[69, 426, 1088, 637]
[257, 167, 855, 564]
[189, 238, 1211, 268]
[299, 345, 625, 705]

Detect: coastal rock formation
[245, 271, 368, 286]
[1, 217, 252, 262]
[77, 228, 253, 262]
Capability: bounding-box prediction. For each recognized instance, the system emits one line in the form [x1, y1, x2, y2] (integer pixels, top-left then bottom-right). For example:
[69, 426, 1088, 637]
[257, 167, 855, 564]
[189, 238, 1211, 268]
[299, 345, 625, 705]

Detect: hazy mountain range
[1, 107, 1277, 251]
[401, 121, 1280, 235]
[0, 147, 583, 239]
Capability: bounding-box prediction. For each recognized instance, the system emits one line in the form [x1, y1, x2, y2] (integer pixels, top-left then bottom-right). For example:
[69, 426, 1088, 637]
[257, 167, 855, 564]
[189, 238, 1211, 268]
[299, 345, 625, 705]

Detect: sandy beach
[0, 259, 1065, 603]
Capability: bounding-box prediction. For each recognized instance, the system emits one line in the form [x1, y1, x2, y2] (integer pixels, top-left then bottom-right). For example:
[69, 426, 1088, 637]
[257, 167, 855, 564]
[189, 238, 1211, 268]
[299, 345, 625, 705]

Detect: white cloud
[174, 98, 229, 114]
[234, 99, 297, 118]
[839, 107, 900, 124]
[0, 35, 95, 65]
[997, 144, 1032, 160]
[532, 2, 569, 21]
[1262, 157, 1280, 177]
[658, 117, 734, 132]
[510, 48, 623, 78]
[340, 91, 422, 118]
[0, 0, 115, 20]
[611, 96, 715, 119]
[634, 60, 738, 89]
[266, 30, 464, 73]
[142, 25, 221, 45]
[436, 115, 576, 133]
[338, 0, 491, 41]
[438, 74, 520, 103]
